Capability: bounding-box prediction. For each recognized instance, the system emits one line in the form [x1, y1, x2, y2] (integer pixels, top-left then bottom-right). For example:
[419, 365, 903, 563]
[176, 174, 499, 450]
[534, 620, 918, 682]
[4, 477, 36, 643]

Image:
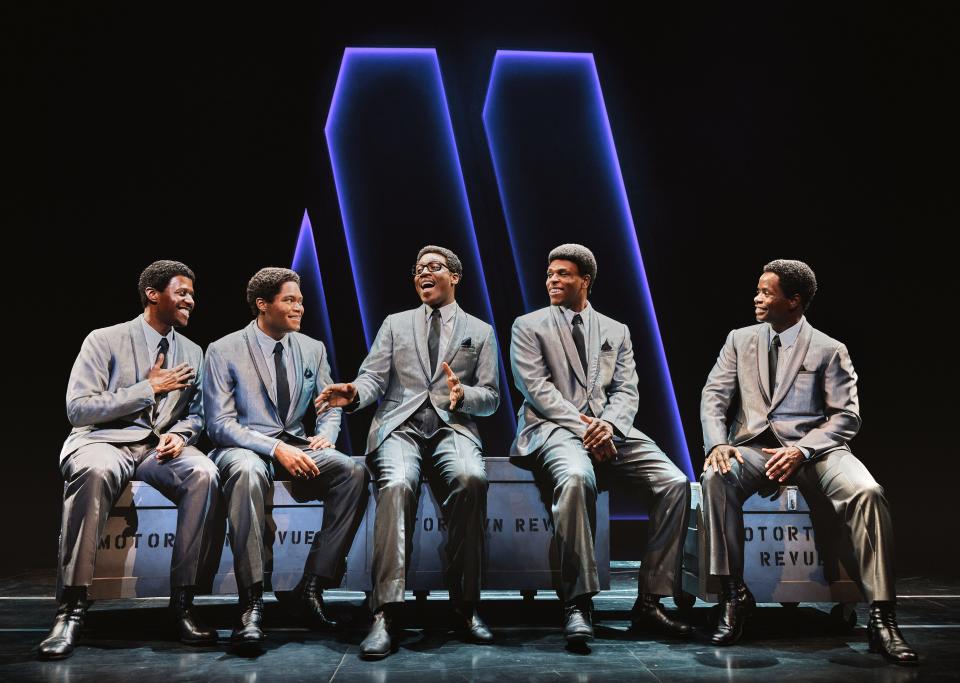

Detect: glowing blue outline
[324, 47, 515, 420]
[290, 209, 354, 454]
[482, 50, 693, 479]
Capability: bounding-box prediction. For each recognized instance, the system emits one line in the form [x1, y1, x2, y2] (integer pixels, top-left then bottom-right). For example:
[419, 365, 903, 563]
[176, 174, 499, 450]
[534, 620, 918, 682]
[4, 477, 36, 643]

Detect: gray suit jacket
[510, 305, 646, 457]
[204, 320, 341, 457]
[351, 304, 500, 455]
[700, 320, 861, 459]
[60, 317, 204, 462]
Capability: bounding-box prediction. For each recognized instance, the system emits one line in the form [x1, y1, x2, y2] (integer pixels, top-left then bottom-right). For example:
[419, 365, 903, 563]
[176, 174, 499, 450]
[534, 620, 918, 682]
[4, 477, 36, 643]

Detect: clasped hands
[580, 414, 616, 462]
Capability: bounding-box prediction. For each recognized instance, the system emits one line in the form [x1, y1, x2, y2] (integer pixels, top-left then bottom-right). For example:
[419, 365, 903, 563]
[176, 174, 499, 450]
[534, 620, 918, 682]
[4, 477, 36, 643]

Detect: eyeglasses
[412, 261, 449, 276]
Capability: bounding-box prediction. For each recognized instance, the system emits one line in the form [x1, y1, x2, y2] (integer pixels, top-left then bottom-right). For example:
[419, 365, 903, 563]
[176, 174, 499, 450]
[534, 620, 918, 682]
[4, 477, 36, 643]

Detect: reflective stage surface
[1, 563, 955, 682]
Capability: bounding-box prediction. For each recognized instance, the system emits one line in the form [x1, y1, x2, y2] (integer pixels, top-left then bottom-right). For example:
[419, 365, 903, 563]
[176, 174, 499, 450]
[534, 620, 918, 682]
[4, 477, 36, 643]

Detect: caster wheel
[673, 591, 697, 611]
[830, 603, 857, 633]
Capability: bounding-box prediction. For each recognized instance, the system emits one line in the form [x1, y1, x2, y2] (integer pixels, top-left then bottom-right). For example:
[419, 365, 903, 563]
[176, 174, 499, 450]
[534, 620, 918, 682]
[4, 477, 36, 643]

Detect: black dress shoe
[38, 587, 89, 660]
[708, 578, 752, 646]
[293, 573, 337, 630]
[868, 603, 919, 665]
[230, 583, 265, 652]
[454, 603, 493, 643]
[630, 594, 693, 637]
[563, 599, 594, 643]
[170, 586, 218, 645]
[360, 610, 393, 660]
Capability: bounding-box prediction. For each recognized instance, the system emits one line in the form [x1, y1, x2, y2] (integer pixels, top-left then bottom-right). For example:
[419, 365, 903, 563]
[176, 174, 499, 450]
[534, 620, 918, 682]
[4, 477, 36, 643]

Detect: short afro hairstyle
[548, 243, 597, 292]
[416, 245, 463, 277]
[763, 259, 818, 311]
[138, 260, 196, 308]
[246, 267, 301, 316]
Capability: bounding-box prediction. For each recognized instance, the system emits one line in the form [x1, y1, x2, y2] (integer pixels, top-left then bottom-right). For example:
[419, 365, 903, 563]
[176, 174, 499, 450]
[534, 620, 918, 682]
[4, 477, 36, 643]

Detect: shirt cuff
[800, 446, 813, 459]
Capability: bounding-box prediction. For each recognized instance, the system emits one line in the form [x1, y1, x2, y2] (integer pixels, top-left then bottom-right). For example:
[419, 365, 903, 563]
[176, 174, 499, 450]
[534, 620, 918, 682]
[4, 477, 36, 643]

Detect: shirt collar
[139, 315, 174, 353]
[254, 321, 288, 352]
[770, 316, 805, 349]
[561, 301, 591, 326]
[425, 300, 458, 325]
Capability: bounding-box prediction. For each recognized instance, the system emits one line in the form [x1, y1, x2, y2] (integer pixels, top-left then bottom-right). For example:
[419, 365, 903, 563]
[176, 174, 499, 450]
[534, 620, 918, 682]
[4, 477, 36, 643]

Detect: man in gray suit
[40, 260, 222, 660]
[510, 244, 692, 645]
[318, 245, 499, 659]
[204, 267, 368, 653]
[700, 259, 916, 664]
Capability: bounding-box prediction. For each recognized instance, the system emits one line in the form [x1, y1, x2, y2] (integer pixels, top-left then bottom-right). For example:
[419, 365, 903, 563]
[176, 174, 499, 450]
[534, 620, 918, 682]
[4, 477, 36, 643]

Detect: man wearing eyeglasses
[318, 245, 500, 659]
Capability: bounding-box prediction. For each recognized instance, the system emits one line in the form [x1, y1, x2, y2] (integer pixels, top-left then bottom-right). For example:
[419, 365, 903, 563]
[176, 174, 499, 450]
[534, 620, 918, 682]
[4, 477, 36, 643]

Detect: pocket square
[460, 337, 473, 348]
[601, 340, 613, 352]
[304, 369, 314, 378]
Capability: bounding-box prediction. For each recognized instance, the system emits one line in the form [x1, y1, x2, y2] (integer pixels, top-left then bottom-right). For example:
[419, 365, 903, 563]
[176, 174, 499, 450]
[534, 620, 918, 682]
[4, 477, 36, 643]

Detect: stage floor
[0, 563, 955, 682]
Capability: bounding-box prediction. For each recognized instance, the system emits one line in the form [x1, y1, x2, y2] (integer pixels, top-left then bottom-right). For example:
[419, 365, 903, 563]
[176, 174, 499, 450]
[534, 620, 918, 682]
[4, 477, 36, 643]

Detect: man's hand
[148, 356, 194, 395]
[274, 442, 321, 479]
[315, 383, 358, 413]
[307, 435, 334, 451]
[155, 433, 185, 461]
[581, 415, 614, 449]
[703, 445, 744, 475]
[441, 362, 464, 410]
[763, 446, 805, 483]
[590, 439, 618, 463]
[580, 414, 617, 461]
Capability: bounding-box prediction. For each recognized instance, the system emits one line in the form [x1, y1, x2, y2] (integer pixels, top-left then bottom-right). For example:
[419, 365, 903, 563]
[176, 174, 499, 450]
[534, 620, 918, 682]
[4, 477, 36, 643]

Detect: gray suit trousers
[700, 441, 895, 603]
[534, 429, 690, 602]
[213, 448, 368, 588]
[58, 441, 222, 588]
[368, 422, 487, 611]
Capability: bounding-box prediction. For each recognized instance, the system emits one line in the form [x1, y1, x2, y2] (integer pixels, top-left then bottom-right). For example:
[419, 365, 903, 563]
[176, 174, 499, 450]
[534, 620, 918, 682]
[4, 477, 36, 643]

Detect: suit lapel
[128, 318, 153, 383]
[433, 306, 467, 382]
[412, 306, 431, 381]
[551, 307, 587, 388]
[770, 322, 813, 410]
[586, 307, 601, 391]
[287, 333, 305, 421]
[244, 321, 278, 410]
[756, 326, 772, 404]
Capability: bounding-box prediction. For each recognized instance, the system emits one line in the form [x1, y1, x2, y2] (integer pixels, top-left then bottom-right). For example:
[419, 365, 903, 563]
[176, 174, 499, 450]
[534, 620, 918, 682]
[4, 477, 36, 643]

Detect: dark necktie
[571, 314, 588, 377]
[428, 309, 441, 375]
[157, 337, 169, 368]
[274, 342, 290, 423]
[153, 338, 170, 420]
[769, 334, 781, 396]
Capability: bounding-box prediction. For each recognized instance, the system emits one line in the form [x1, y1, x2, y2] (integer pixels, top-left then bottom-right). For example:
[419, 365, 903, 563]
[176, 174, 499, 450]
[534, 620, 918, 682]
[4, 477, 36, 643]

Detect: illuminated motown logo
[296, 48, 694, 483]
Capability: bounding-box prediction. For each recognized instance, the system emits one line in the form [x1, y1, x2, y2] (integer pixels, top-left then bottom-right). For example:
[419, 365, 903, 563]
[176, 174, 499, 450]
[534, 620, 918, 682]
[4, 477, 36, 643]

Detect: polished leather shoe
[293, 573, 337, 630]
[630, 594, 693, 637]
[38, 587, 89, 660]
[563, 599, 594, 643]
[230, 583, 265, 652]
[454, 604, 493, 643]
[868, 603, 918, 665]
[708, 578, 753, 646]
[360, 610, 393, 659]
[170, 586, 217, 645]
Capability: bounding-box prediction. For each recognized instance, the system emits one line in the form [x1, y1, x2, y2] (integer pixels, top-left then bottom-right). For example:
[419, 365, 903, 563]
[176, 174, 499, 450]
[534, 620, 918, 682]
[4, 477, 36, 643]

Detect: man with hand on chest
[317, 245, 500, 659]
[204, 267, 368, 653]
[40, 260, 221, 659]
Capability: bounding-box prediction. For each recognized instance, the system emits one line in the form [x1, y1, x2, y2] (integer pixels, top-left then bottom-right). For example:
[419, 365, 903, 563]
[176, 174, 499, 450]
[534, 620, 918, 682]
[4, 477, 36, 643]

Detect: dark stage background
[7, 4, 955, 577]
